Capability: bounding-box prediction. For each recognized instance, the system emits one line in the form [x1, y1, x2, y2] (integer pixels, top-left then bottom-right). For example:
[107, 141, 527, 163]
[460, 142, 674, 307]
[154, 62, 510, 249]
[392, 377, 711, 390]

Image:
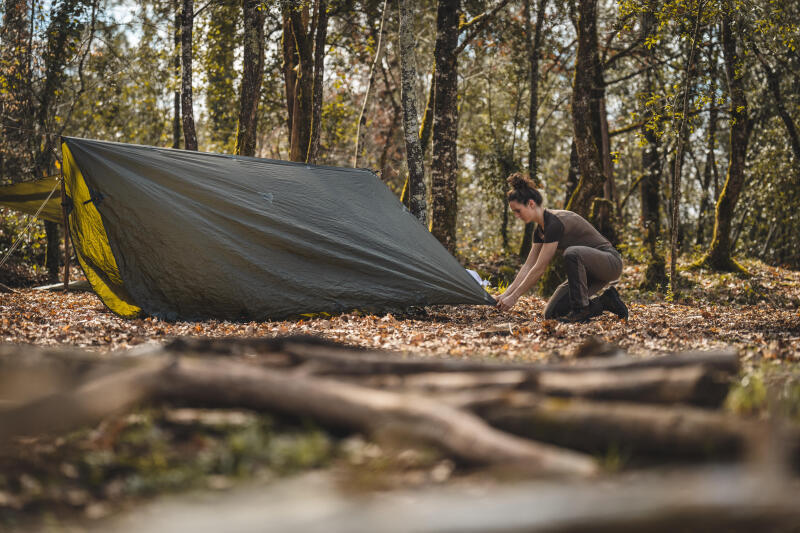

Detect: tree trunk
[704, 8, 753, 271]
[429, 0, 460, 253]
[566, 0, 606, 219]
[398, 0, 427, 224]
[288, 6, 314, 162]
[696, 39, 719, 246]
[563, 139, 580, 206]
[638, 8, 667, 290]
[306, 0, 329, 164]
[235, 0, 266, 156]
[44, 220, 59, 281]
[282, 13, 298, 150]
[400, 61, 435, 207]
[640, 123, 666, 289]
[180, 0, 198, 151]
[519, 0, 548, 260]
[172, 0, 181, 149]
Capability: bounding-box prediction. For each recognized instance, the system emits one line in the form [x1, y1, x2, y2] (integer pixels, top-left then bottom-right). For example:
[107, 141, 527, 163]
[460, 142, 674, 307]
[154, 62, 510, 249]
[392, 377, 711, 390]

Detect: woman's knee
[563, 246, 581, 266]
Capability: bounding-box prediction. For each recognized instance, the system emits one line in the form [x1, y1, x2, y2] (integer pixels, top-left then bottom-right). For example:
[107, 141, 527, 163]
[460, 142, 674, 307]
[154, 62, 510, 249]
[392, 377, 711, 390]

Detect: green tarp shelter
[59, 137, 494, 320]
[0, 177, 62, 223]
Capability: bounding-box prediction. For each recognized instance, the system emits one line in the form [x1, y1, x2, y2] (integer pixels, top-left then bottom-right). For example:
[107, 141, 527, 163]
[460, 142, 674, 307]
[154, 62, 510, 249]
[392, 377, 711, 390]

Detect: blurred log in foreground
[0, 336, 791, 476]
[99, 467, 800, 533]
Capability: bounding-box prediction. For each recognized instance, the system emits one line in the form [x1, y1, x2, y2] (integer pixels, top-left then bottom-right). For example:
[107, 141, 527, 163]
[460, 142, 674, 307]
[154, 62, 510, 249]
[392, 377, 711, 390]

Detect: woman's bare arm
[504, 242, 542, 295]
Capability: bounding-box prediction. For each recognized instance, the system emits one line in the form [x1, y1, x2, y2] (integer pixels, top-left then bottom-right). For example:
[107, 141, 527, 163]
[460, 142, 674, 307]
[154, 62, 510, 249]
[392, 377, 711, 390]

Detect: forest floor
[1, 257, 800, 529]
[2, 257, 799, 363]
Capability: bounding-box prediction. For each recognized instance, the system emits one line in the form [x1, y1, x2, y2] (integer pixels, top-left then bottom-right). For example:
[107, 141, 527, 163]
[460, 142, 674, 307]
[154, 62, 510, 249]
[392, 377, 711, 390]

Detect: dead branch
[155, 357, 598, 475]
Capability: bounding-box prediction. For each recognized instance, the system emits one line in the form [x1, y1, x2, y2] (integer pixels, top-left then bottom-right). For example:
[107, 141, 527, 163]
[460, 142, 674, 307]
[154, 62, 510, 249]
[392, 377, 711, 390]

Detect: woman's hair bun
[506, 172, 543, 206]
[506, 173, 531, 191]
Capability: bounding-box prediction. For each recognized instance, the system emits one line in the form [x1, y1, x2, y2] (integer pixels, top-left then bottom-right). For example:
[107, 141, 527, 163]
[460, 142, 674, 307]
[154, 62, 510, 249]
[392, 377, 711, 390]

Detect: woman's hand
[495, 292, 518, 312]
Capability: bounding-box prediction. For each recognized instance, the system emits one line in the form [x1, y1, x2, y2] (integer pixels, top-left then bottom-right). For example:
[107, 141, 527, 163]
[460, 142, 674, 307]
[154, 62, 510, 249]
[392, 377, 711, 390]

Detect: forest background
[1, 0, 798, 291]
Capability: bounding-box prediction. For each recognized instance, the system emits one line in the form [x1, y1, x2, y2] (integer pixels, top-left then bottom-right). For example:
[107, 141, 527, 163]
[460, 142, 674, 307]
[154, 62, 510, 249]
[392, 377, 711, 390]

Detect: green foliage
[0, 208, 48, 283]
[54, 408, 334, 502]
[727, 362, 800, 422]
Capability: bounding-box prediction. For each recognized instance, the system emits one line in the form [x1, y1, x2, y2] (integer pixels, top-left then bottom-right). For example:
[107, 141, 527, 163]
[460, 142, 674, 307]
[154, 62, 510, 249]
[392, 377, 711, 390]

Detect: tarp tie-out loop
[0, 178, 61, 272]
[82, 188, 104, 206]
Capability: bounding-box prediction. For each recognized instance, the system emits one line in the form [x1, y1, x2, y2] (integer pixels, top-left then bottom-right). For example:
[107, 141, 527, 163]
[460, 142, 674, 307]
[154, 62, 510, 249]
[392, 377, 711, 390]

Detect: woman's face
[509, 200, 536, 223]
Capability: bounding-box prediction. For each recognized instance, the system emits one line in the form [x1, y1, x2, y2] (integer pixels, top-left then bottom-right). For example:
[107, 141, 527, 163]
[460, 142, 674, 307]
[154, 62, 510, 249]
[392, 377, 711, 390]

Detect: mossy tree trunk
[704, 7, 753, 271]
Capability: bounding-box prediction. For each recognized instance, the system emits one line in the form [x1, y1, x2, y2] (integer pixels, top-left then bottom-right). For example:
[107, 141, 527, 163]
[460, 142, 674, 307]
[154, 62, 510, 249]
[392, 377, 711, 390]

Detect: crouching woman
[495, 173, 628, 322]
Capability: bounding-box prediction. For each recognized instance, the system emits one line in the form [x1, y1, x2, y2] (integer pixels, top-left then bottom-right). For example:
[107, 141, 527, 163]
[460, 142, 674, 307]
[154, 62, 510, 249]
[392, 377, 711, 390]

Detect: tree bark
[282, 13, 298, 149]
[359, 364, 732, 408]
[473, 393, 765, 460]
[398, 0, 427, 224]
[638, 10, 666, 290]
[429, 0, 460, 253]
[519, 0, 548, 260]
[180, 0, 198, 151]
[696, 42, 719, 246]
[566, 0, 606, 219]
[172, 0, 181, 149]
[400, 61, 434, 208]
[287, 5, 314, 162]
[306, 0, 329, 164]
[704, 8, 753, 271]
[234, 0, 266, 157]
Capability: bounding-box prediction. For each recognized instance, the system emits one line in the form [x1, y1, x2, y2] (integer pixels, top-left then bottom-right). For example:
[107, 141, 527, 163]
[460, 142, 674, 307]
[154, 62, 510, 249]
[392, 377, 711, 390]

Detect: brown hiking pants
[543, 246, 623, 319]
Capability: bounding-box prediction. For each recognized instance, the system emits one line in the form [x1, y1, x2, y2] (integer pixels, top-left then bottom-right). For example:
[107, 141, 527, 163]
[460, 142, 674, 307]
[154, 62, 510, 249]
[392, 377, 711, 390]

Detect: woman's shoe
[559, 299, 604, 323]
[599, 286, 628, 320]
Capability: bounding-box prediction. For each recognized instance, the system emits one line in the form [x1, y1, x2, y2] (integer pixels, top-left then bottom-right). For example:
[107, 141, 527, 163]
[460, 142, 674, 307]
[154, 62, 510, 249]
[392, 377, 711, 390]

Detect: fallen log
[283, 343, 740, 380]
[0, 352, 597, 476]
[165, 336, 739, 378]
[99, 467, 800, 533]
[354, 364, 731, 407]
[537, 365, 732, 407]
[155, 357, 598, 475]
[468, 391, 800, 462]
